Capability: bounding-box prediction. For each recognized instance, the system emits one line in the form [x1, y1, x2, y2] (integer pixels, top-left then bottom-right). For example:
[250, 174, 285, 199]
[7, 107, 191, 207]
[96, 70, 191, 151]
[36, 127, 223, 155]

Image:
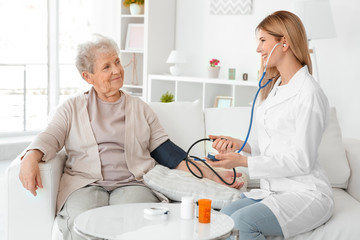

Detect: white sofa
[1, 100, 360, 240]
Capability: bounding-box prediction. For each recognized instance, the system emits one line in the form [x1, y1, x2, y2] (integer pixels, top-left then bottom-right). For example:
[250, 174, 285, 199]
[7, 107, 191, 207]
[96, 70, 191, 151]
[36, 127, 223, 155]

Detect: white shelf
[120, 1, 176, 99]
[120, 49, 144, 54]
[148, 74, 258, 108]
[121, 14, 144, 18]
[149, 74, 258, 87]
[123, 84, 143, 89]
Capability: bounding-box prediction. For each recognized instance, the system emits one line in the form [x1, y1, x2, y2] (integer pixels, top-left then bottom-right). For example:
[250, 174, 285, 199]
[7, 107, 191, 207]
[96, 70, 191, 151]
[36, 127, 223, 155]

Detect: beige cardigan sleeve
[123, 94, 169, 180]
[26, 97, 74, 161]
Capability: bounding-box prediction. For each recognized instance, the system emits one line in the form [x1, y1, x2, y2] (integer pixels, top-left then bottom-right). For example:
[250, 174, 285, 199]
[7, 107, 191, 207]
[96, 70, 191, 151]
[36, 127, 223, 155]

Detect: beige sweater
[28, 89, 169, 213]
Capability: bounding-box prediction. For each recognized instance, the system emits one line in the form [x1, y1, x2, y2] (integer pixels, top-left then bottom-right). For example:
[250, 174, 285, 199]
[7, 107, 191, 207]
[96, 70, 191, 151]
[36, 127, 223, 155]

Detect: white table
[74, 202, 238, 240]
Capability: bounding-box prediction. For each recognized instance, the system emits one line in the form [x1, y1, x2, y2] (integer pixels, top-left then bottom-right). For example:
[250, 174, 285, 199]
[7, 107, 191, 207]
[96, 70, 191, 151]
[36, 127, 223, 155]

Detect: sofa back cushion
[205, 107, 252, 151]
[318, 108, 350, 188]
[148, 100, 205, 158]
[204, 107, 350, 188]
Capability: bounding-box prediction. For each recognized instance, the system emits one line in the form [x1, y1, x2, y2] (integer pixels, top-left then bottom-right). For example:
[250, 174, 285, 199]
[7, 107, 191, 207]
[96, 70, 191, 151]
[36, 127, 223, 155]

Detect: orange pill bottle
[198, 199, 212, 223]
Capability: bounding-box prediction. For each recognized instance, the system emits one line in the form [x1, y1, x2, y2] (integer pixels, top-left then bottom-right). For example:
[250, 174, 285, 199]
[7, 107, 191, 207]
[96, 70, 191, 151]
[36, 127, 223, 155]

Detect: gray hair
[75, 34, 120, 77]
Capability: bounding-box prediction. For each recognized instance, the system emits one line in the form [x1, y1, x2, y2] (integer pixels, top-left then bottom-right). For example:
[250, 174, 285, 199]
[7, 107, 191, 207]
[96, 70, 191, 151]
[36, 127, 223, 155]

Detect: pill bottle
[181, 196, 195, 219]
[198, 199, 212, 223]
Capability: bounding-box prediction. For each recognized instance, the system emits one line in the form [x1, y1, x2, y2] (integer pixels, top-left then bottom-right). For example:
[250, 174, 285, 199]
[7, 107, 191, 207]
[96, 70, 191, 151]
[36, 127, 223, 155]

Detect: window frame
[0, 0, 59, 138]
[0, 0, 121, 138]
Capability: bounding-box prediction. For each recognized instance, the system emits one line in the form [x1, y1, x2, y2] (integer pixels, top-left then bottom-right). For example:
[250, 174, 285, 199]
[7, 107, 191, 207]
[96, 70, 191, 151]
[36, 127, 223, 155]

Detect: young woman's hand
[206, 152, 248, 169]
[209, 135, 251, 154]
[209, 135, 241, 153]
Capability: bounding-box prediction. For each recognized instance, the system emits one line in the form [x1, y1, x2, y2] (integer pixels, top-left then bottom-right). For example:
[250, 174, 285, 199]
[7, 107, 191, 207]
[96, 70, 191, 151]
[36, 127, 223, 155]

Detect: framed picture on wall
[214, 96, 233, 108]
[125, 24, 144, 51]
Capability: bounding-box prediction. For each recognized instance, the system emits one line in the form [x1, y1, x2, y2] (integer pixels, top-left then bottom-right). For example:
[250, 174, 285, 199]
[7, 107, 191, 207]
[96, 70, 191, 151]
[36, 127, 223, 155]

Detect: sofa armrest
[3, 149, 66, 240]
[344, 138, 360, 202]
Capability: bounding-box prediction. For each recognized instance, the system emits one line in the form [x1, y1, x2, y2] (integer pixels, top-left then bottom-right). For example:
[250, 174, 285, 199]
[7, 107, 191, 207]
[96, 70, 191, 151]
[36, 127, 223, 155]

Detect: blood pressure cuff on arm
[150, 139, 187, 169]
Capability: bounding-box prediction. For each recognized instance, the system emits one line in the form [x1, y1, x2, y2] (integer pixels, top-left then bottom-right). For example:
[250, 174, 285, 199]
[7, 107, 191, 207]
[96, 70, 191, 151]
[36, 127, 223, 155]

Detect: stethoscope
[184, 42, 282, 185]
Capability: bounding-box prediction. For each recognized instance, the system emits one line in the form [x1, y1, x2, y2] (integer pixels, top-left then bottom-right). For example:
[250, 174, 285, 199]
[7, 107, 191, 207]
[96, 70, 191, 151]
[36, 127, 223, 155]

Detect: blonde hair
[256, 11, 312, 101]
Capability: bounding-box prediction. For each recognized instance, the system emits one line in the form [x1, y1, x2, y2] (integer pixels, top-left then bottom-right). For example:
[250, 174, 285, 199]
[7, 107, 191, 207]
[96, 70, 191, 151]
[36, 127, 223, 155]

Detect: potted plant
[160, 91, 174, 103]
[123, 0, 144, 15]
[208, 58, 220, 78]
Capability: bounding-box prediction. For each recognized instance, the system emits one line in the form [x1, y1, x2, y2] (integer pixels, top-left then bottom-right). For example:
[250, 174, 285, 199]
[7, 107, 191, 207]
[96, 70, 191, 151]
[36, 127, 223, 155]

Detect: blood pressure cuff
[150, 139, 187, 169]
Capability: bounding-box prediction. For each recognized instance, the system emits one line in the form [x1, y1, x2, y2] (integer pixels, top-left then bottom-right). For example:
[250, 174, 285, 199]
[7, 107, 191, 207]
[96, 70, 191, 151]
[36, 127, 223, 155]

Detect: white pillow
[317, 108, 350, 188]
[143, 165, 248, 209]
[148, 100, 205, 158]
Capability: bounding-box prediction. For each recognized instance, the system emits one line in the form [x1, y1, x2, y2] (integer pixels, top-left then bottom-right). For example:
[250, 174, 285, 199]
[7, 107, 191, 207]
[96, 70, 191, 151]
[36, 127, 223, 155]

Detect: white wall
[175, 0, 360, 139]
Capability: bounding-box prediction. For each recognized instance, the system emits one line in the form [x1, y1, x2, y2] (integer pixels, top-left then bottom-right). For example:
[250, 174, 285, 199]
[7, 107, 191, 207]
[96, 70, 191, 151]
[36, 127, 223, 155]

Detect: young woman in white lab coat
[208, 11, 334, 239]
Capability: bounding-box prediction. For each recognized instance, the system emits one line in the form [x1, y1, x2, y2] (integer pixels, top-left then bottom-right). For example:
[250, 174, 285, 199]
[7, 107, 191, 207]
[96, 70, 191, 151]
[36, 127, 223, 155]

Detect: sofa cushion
[204, 107, 350, 188]
[343, 138, 360, 202]
[143, 165, 247, 209]
[267, 188, 360, 240]
[293, 188, 360, 240]
[148, 100, 205, 158]
[317, 108, 350, 188]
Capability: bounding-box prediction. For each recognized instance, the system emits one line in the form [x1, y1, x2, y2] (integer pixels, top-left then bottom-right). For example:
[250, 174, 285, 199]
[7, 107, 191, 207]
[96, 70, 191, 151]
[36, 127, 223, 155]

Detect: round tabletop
[74, 202, 235, 240]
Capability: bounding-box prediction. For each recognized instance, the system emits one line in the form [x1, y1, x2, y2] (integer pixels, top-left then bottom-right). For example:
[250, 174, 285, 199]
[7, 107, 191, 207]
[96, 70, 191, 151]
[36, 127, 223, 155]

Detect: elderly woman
[19, 34, 243, 240]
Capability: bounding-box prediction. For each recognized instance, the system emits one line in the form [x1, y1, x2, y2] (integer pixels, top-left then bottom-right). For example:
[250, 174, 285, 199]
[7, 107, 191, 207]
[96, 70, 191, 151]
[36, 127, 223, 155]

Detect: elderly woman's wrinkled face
[84, 50, 124, 102]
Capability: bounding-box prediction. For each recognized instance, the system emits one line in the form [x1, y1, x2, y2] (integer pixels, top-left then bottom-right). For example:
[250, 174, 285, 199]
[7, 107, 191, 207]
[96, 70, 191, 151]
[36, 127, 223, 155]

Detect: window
[0, 0, 120, 135]
[0, 1, 48, 133]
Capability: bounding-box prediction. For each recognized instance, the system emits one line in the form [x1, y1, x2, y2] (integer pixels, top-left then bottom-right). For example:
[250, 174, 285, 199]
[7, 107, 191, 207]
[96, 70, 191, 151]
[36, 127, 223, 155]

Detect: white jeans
[57, 185, 160, 240]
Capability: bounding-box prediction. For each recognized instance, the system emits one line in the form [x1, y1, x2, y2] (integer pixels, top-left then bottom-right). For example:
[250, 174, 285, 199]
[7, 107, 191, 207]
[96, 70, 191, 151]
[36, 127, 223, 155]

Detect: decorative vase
[129, 4, 143, 15]
[208, 66, 220, 78]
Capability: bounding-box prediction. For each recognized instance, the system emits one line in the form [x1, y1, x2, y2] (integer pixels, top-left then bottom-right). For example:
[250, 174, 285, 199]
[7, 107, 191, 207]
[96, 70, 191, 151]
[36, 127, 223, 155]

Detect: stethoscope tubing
[185, 42, 280, 185]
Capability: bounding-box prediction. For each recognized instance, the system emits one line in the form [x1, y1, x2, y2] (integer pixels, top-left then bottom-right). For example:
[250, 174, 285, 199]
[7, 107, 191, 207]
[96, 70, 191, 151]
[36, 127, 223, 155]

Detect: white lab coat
[245, 66, 334, 239]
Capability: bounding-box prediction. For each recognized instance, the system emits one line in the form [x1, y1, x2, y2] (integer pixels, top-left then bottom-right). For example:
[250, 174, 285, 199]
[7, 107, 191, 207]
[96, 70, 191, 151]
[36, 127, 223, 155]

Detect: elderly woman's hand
[19, 150, 44, 196]
[212, 169, 245, 189]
